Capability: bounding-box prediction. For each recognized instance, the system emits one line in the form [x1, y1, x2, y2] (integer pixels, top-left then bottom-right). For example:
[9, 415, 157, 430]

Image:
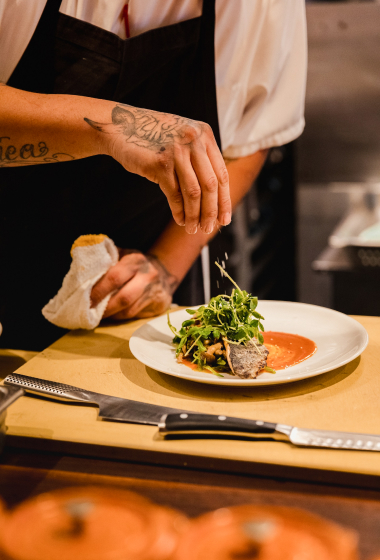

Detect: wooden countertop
[2, 315, 380, 559]
[1, 314, 380, 485]
[1, 443, 380, 560]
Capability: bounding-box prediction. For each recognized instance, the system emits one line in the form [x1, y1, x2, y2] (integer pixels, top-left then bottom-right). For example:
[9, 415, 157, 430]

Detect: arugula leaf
[168, 263, 268, 375]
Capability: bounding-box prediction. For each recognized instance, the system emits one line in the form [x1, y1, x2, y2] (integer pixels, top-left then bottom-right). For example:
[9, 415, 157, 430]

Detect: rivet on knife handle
[159, 413, 380, 451]
[159, 413, 278, 437]
[4, 373, 98, 404]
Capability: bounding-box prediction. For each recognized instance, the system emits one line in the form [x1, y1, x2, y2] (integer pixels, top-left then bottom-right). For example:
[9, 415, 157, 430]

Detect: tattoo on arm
[84, 104, 204, 153]
[118, 249, 179, 296]
[117, 250, 179, 313]
[136, 254, 179, 314]
[146, 254, 179, 294]
[0, 136, 75, 167]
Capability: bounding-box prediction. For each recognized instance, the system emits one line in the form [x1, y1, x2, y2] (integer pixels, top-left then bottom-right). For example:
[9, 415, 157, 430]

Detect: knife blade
[159, 413, 380, 451]
[5, 374, 380, 451]
[4, 373, 186, 425]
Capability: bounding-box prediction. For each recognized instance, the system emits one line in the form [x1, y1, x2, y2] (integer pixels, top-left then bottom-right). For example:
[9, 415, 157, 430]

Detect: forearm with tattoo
[134, 254, 178, 315]
[119, 249, 179, 296]
[1, 85, 230, 233]
[84, 103, 204, 153]
[146, 253, 179, 294]
[0, 136, 75, 167]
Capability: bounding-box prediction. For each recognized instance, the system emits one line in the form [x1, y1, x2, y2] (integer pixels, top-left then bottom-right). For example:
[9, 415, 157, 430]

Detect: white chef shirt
[0, 0, 307, 158]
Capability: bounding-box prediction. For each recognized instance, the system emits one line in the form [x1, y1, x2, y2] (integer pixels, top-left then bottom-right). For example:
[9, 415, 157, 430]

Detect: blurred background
[222, 0, 380, 316]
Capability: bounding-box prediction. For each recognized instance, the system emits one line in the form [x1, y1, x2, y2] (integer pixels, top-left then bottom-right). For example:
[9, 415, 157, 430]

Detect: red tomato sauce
[180, 332, 316, 374]
[263, 331, 317, 370]
[182, 358, 198, 371]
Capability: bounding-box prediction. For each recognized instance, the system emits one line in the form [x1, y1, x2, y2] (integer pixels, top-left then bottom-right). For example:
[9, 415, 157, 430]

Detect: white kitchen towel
[42, 234, 119, 330]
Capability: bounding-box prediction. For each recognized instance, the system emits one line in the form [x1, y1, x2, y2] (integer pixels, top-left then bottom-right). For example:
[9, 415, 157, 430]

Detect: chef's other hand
[84, 104, 231, 234]
[90, 250, 179, 320]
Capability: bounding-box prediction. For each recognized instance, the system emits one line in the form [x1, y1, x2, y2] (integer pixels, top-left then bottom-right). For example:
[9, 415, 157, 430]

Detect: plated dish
[167, 268, 318, 380]
[129, 300, 368, 386]
[167, 280, 274, 379]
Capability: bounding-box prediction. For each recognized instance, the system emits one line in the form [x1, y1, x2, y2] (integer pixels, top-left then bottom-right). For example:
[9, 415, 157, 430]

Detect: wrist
[82, 114, 111, 158]
[147, 253, 179, 295]
[80, 98, 122, 158]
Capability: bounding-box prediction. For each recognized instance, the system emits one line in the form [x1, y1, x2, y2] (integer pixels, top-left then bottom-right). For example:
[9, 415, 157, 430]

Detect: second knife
[4, 373, 185, 425]
[159, 413, 380, 451]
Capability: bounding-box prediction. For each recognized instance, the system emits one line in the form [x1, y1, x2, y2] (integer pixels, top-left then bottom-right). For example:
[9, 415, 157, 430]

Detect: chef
[0, 0, 307, 350]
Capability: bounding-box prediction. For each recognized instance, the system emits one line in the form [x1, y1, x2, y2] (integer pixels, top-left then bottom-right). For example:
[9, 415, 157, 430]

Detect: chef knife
[159, 413, 380, 451]
[5, 374, 380, 451]
[4, 373, 186, 425]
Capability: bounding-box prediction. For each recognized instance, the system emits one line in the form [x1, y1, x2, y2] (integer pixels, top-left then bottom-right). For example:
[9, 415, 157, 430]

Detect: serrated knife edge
[287, 427, 380, 451]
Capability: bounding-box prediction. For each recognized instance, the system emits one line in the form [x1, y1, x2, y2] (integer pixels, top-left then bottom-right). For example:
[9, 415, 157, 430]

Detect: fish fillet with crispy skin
[224, 338, 269, 379]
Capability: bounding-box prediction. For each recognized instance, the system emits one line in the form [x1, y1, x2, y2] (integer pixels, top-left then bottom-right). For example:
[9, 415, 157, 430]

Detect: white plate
[129, 301, 368, 386]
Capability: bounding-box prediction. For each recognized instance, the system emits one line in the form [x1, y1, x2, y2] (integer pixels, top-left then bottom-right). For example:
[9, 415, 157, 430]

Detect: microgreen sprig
[168, 262, 266, 373]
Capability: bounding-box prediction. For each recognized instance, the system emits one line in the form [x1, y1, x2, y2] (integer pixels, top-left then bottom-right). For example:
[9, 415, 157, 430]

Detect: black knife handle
[159, 413, 277, 437]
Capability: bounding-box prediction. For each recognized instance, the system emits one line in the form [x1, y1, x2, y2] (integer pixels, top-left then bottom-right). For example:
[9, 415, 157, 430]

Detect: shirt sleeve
[0, 0, 47, 84]
[215, 0, 307, 159]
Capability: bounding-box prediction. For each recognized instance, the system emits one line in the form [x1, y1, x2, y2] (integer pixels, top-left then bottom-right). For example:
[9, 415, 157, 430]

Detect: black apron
[0, 0, 221, 350]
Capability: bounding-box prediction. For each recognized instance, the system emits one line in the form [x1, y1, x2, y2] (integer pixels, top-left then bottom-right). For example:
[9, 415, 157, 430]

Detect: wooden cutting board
[2, 314, 380, 486]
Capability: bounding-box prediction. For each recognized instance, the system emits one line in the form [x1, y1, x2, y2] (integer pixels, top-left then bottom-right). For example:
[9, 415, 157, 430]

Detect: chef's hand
[84, 104, 231, 235]
[90, 250, 179, 320]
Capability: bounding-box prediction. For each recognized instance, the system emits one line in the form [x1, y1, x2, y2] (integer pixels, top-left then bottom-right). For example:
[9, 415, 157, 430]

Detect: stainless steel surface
[312, 246, 353, 273]
[298, 3, 380, 183]
[4, 373, 186, 426]
[297, 183, 377, 306]
[273, 424, 292, 439]
[297, 3, 380, 307]
[4, 373, 98, 404]
[98, 395, 184, 425]
[289, 427, 380, 452]
[327, 184, 380, 249]
[297, 184, 347, 307]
